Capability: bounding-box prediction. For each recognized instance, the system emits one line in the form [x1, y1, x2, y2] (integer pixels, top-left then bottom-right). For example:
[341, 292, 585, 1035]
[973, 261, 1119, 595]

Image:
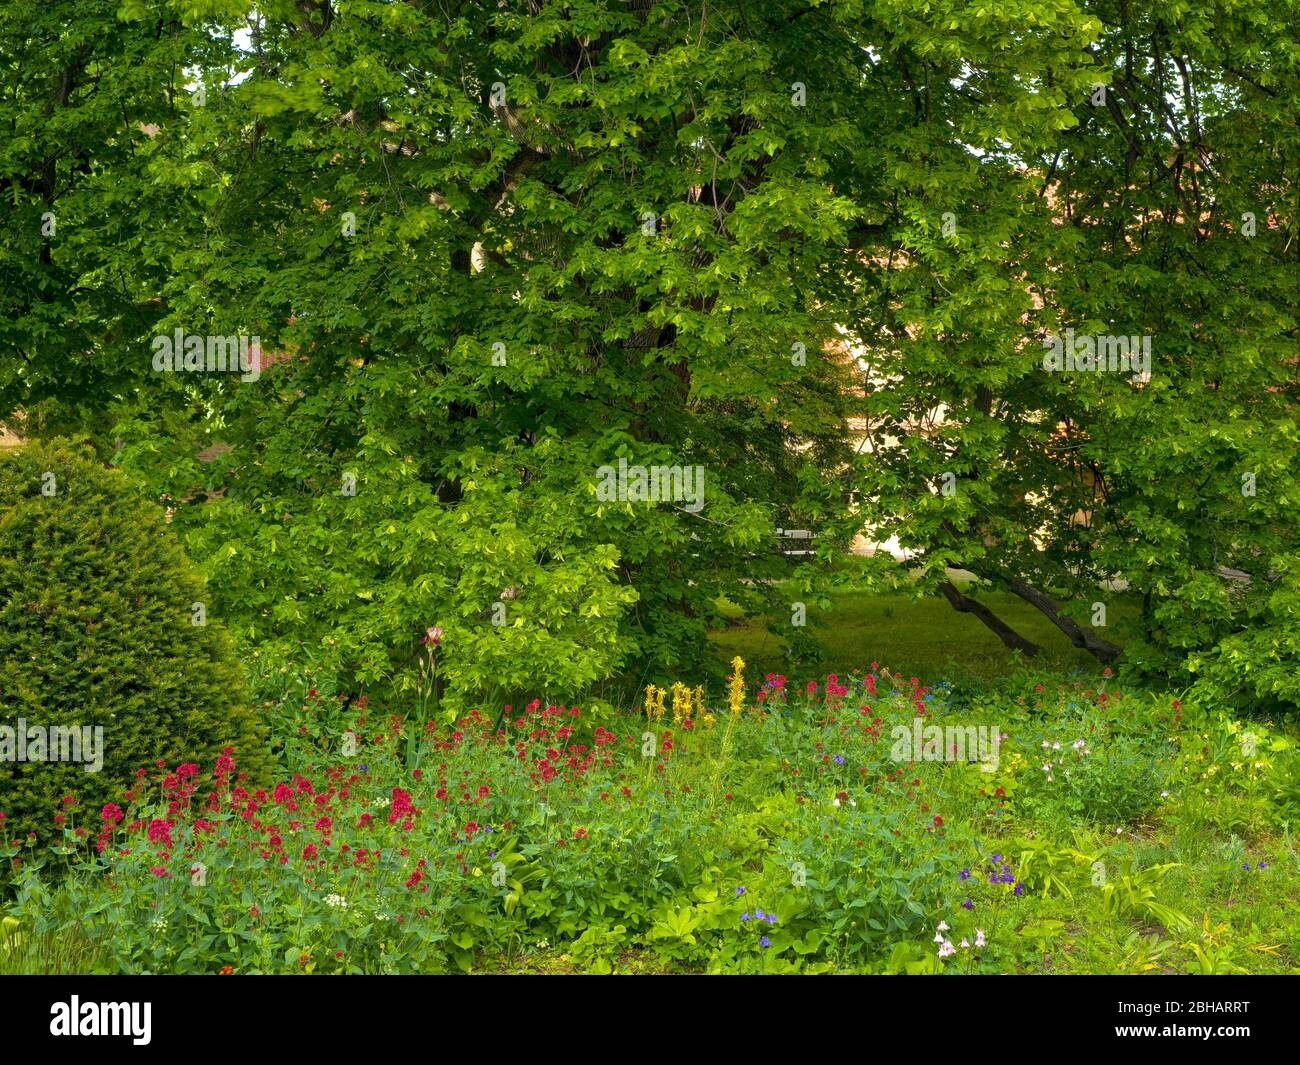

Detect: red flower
[101, 803, 124, 825]
[933, 815, 944, 827]
[147, 819, 173, 849]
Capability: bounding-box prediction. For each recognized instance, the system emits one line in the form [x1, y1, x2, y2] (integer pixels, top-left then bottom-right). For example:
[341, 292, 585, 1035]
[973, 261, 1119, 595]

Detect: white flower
[1052, 741, 1061, 750]
[960, 938, 970, 949]
[372, 796, 391, 809]
[150, 917, 169, 933]
[1115, 827, 1123, 835]
[831, 798, 841, 807]
[934, 931, 945, 943]
[324, 894, 348, 909]
[937, 920, 949, 931]
[1160, 790, 1169, 798]
[974, 928, 986, 948]
[1041, 740, 1050, 748]
[938, 939, 957, 958]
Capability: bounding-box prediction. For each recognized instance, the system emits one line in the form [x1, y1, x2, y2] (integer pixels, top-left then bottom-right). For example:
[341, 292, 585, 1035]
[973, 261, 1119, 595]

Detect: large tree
[4, 0, 1296, 714]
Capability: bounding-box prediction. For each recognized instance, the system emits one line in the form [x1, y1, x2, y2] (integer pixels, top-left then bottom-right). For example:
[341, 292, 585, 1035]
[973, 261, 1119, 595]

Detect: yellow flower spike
[727, 656, 746, 716]
[694, 685, 706, 719]
[671, 682, 687, 725]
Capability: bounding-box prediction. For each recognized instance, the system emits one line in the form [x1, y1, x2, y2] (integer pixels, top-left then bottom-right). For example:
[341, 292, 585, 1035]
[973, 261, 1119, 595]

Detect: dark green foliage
[0, 440, 269, 848]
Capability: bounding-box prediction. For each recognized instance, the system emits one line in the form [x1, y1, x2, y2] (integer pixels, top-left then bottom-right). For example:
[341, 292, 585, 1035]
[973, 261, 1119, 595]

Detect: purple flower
[755, 909, 765, 920]
[767, 913, 778, 924]
[833, 754, 845, 764]
[1258, 862, 1266, 869]
[961, 899, 974, 910]
[420, 625, 444, 647]
[487, 850, 497, 858]
[991, 853, 1003, 863]
[736, 886, 746, 896]
[959, 868, 971, 881]
[1013, 882, 1024, 896]
[759, 936, 771, 948]
[740, 912, 751, 921]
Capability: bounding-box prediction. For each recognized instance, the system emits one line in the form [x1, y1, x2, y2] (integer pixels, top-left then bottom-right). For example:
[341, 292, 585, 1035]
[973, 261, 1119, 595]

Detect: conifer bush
[0, 439, 268, 850]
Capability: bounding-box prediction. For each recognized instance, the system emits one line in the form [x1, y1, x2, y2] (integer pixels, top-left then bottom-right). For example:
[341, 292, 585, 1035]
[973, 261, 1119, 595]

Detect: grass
[709, 583, 1139, 685]
[0, 916, 105, 975]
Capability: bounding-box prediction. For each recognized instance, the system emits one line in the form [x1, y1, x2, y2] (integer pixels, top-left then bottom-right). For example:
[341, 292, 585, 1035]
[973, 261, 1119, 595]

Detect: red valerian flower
[101, 803, 124, 825]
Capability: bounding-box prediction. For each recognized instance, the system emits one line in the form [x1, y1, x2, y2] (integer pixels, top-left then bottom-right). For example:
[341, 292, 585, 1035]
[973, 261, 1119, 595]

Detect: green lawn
[709, 584, 1137, 684]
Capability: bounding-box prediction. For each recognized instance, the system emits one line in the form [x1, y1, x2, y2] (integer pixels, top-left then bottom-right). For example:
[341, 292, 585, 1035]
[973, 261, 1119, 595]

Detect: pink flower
[420, 626, 444, 647]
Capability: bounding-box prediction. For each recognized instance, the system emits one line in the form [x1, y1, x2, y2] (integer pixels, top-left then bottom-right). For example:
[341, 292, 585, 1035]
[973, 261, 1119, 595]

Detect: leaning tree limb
[1006, 577, 1122, 665]
[938, 580, 1041, 657]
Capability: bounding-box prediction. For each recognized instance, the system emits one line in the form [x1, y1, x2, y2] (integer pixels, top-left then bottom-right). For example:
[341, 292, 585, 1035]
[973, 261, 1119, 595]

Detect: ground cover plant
[4, 657, 1296, 975]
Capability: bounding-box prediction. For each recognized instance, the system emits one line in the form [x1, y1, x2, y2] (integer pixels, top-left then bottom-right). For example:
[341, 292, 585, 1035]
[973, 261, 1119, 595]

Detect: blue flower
[755, 909, 766, 920]
[767, 913, 778, 924]
[961, 899, 974, 910]
[1243, 863, 1251, 870]
[833, 754, 845, 764]
[736, 886, 746, 896]
[741, 912, 751, 921]
[358, 764, 368, 772]
[1013, 882, 1024, 896]
[1258, 862, 1267, 869]
[991, 853, 1003, 863]
[759, 936, 771, 948]
[959, 868, 971, 881]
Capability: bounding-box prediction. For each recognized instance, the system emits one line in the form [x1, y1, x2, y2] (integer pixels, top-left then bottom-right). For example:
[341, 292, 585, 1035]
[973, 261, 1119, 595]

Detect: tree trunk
[1007, 578, 1122, 665]
[938, 580, 1041, 657]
